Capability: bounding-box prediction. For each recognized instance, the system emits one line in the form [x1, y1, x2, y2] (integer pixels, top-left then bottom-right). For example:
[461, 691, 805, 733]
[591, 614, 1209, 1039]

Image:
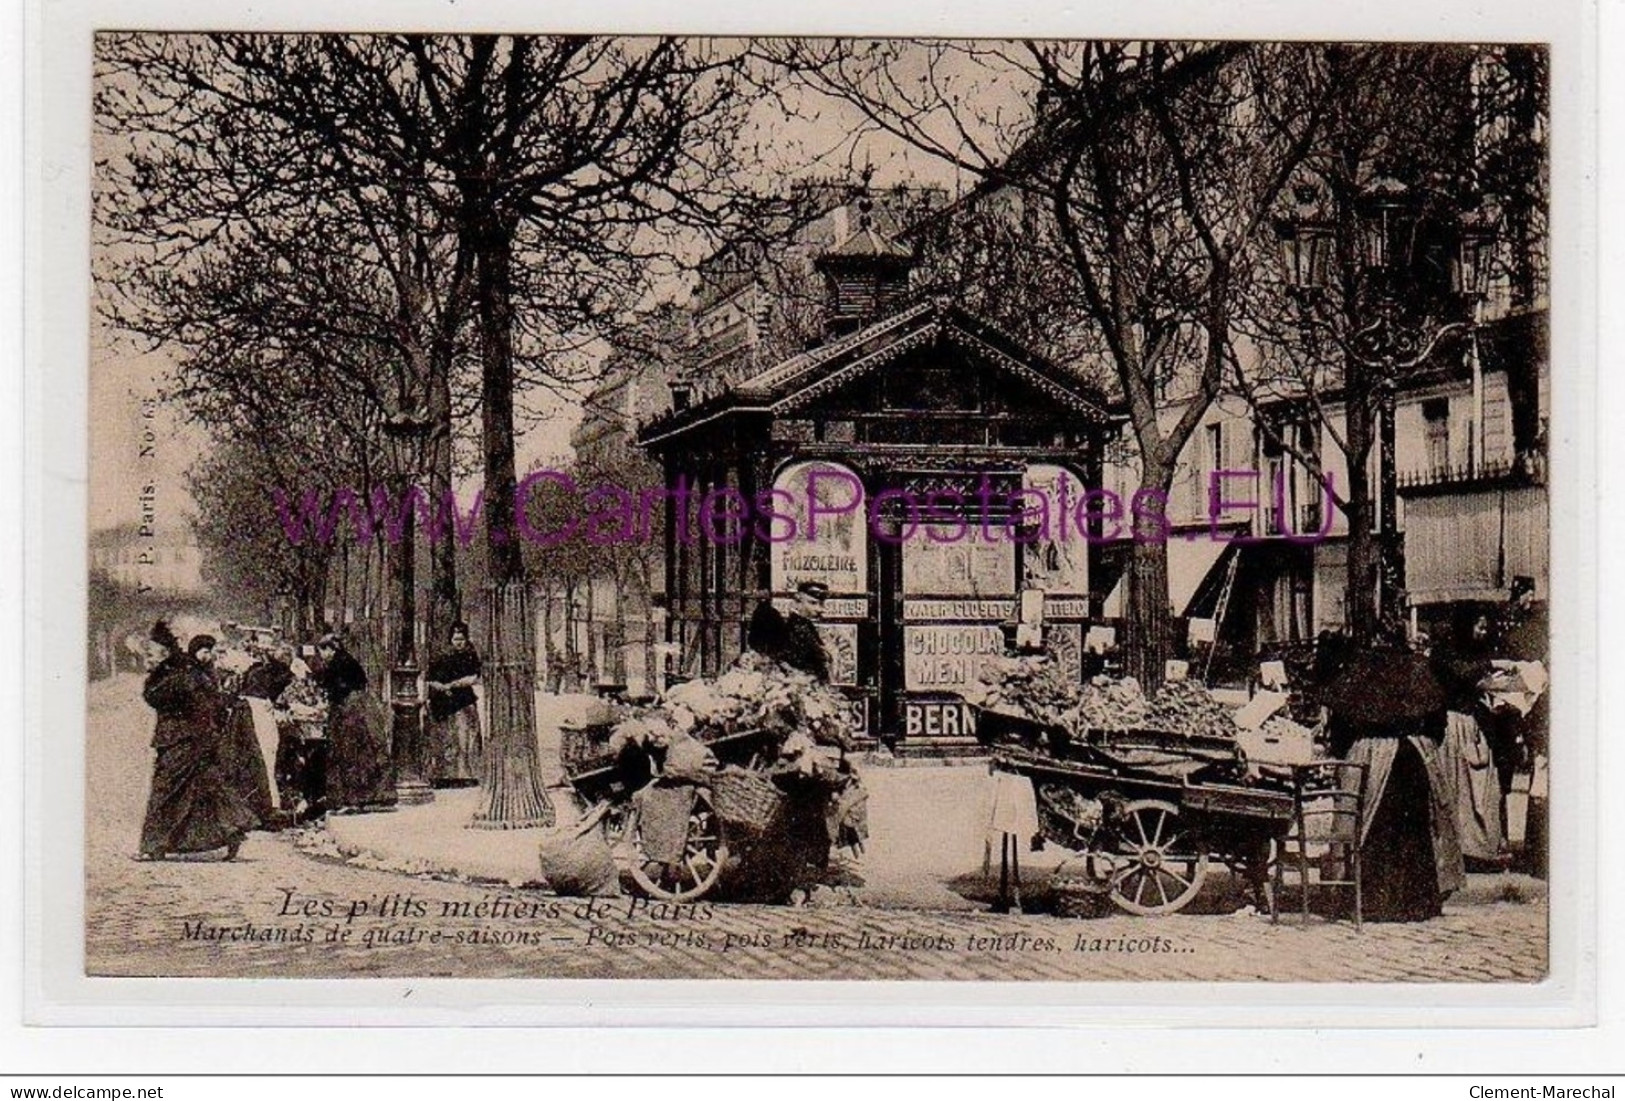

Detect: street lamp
[1276, 177, 1497, 629]
[382, 407, 435, 807]
[1274, 185, 1335, 296]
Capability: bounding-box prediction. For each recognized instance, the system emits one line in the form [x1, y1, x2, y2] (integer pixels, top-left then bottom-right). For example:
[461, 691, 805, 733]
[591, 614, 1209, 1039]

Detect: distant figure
[748, 581, 831, 682]
[136, 625, 255, 861]
[315, 634, 396, 813]
[425, 621, 483, 787]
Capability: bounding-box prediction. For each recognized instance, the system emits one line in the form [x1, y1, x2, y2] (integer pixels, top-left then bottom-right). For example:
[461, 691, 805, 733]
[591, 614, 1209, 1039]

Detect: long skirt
[1346, 736, 1466, 922]
[325, 694, 396, 811]
[139, 736, 257, 857]
[427, 705, 482, 786]
[218, 702, 276, 825]
[1438, 711, 1503, 862]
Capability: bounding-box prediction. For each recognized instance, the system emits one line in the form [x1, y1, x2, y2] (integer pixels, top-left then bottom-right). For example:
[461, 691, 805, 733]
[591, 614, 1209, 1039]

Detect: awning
[1404, 485, 1548, 606]
[1101, 536, 1231, 618]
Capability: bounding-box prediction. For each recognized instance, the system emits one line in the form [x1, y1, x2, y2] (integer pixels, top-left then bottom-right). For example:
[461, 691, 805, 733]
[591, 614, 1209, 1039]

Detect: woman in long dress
[137, 627, 256, 861]
[316, 635, 396, 812]
[1431, 613, 1504, 864]
[215, 646, 279, 828]
[425, 621, 483, 787]
[1324, 646, 1466, 922]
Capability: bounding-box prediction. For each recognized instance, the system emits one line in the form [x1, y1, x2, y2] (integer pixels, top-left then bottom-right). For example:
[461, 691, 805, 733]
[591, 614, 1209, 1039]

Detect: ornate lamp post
[382, 407, 435, 807]
[1275, 176, 1497, 627]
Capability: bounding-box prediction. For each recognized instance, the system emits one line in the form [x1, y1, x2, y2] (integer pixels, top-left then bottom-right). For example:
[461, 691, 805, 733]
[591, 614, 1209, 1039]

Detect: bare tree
[788, 40, 1328, 684]
[96, 33, 758, 824]
[1229, 44, 1527, 644]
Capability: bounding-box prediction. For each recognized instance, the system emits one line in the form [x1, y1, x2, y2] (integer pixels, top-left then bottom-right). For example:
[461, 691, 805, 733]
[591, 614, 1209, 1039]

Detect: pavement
[84, 673, 1550, 981]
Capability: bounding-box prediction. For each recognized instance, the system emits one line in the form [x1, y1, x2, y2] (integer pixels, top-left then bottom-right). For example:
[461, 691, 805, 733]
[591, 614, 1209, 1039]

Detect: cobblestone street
[85, 675, 1548, 982]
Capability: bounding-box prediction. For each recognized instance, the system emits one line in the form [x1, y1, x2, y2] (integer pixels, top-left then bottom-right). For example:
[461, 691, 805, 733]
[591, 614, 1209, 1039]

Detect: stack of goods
[657, 651, 854, 751]
[1077, 676, 1150, 733]
[962, 655, 1082, 732]
[1143, 679, 1241, 741]
[1235, 714, 1319, 766]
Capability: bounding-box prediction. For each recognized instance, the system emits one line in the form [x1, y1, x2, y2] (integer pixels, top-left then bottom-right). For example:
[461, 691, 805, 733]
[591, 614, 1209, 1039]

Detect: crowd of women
[134, 619, 483, 862]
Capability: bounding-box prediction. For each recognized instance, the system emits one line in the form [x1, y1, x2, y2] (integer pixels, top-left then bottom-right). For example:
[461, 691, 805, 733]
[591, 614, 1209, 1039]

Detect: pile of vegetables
[1144, 679, 1241, 741]
[966, 661, 1245, 743]
[1078, 676, 1150, 732]
[612, 650, 856, 755]
[276, 673, 328, 725]
[960, 655, 1081, 731]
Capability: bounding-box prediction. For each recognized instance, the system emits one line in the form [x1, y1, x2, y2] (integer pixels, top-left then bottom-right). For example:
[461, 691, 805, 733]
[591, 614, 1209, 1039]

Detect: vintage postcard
[78, 32, 1558, 987]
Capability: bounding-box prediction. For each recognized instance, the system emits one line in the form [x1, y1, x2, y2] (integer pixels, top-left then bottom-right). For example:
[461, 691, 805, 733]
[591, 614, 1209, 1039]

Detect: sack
[661, 733, 718, 783]
[537, 813, 621, 897]
[633, 785, 698, 865]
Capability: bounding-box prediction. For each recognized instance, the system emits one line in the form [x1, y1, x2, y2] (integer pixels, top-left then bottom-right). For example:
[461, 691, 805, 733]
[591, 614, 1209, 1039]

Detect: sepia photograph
[81, 34, 1553, 984]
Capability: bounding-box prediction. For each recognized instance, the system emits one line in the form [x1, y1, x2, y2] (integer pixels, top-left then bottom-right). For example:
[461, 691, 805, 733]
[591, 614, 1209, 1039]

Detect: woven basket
[559, 723, 616, 768]
[709, 767, 784, 832]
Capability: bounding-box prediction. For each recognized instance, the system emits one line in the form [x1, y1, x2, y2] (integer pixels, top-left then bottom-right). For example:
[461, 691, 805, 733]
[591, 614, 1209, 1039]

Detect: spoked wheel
[1104, 799, 1209, 916]
[627, 788, 730, 902]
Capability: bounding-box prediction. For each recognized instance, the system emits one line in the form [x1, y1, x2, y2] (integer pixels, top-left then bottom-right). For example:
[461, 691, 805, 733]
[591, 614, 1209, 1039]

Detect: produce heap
[968, 660, 1247, 741]
[1143, 679, 1241, 741]
[959, 655, 1081, 730]
[276, 671, 328, 724]
[612, 650, 856, 756]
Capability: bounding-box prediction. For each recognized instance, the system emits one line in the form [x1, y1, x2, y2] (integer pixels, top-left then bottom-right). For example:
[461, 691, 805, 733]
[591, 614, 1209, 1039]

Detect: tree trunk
[477, 227, 524, 586]
[471, 221, 551, 827]
[640, 558, 657, 699]
[585, 575, 598, 686]
[425, 367, 460, 649]
[470, 581, 553, 829]
[562, 577, 580, 692]
[1123, 482, 1173, 690]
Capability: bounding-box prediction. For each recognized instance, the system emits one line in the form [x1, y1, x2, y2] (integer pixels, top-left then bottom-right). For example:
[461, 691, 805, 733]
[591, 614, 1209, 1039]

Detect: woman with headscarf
[315, 634, 396, 812]
[1323, 636, 1465, 922]
[424, 621, 483, 787]
[136, 624, 256, 861]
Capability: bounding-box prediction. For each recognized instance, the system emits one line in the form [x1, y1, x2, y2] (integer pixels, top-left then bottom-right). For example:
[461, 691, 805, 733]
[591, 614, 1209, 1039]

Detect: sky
[87, 38, 1037, 534]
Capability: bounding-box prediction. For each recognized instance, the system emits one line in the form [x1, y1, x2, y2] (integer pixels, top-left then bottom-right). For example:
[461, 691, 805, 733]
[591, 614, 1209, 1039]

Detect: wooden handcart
[979, 708, 1299, 916]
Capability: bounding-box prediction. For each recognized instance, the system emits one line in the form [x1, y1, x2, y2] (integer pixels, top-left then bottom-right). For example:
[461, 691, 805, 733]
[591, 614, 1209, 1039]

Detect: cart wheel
[1105, 799, 1209, 916]
[627, 788, 730, 902]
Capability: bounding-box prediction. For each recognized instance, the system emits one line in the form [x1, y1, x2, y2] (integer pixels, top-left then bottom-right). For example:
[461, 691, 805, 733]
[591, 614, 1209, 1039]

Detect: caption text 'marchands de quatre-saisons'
[271, 467, 1338, 550]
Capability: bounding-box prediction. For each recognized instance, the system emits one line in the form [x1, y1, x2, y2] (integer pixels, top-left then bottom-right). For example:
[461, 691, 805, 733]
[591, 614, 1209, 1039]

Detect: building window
[1423, 398, 1450, 475]
[1200, 423, 1223, 518]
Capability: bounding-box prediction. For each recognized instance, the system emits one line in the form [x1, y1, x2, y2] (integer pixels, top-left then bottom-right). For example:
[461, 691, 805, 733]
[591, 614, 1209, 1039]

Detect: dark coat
[240, 658, 295, 702]
[747, 601, 829, 682]
[426, 648, 481, 722]
[138, 655, 256, 856]
[318, 648, 395, 810]
[781, 613, 831, 683]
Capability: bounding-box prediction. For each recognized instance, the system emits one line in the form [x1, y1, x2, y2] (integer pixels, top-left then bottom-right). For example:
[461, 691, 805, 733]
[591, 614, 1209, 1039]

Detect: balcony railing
[1396, 456, 1543, 492]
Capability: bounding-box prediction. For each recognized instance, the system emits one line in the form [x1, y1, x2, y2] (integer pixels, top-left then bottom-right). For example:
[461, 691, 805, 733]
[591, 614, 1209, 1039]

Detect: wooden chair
[1271, 760, 1367, 929]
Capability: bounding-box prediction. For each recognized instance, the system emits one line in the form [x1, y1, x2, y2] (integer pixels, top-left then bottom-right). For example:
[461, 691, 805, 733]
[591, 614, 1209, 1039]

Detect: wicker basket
[559, 722, 616, 769]
[709, 767, 784, 832]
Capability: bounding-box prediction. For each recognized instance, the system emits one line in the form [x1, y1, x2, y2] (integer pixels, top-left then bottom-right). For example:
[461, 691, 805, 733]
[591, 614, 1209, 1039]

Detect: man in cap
[748, 581, 832, 682]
